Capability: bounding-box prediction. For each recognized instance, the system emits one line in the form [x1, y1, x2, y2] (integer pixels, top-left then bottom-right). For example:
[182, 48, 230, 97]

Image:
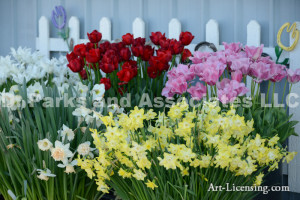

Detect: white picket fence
[36, 16, 300, 193]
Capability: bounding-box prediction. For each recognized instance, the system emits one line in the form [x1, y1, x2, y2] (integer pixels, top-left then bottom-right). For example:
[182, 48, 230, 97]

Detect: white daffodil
[92, 111, 103, 127]
[9, 85, 20, 95]
[76, 82, 89, 97]
[0, 92, 25, 111]
[91, 84, 105, 101]
[85, 115, 94, 125]
[58, 124, 75, 141]
[72, 106, 92, 118]
[37, 168, 56, 181]
[107, 104, 124, 114]
[27, 82, 44, 103]
[77, 141, 95, 157]
[57, 160, 77, 174]
[51, 141, 73, 163]
[37, 139, 53, 151]
[57, 83, 70, 95]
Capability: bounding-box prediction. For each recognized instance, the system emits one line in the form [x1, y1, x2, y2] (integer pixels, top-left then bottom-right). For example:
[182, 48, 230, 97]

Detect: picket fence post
[168, 18, 181, 40]
[132, 17, 145, 38]
[288, 21, 300, 194]
[100, 17, 112, 41]
[38, 16, 50, 58]
[206, 19, 219, 50]
[246, 20, 261, 94]
[68, 16, 80, 46]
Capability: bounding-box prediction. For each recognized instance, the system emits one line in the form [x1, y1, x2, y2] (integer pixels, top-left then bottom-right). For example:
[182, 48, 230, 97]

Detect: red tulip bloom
[117, 61, 138, 82]
[79, 69, 87, 80]
[132, 45, 144, 57]
[120, 48, 131, 61]
[147, 66, 160, 79]
[141, 45, 154, 61]
[68, 57, 84, 72]
[169, 39, 184, 55]
[179, 31, 194, 46]
[122, 33, 134, 45]
[87, 30, 102, 43]
[86, 42, 98, 51]
[156, 50, 172, 63]
[133, 37, 146, 46]
[150, 32, 166, 45]
[159, 39, 170, 50]
[181, 49, 192, 62]
[100, 63, 116, 74]
[86, 48, 101, 63]
[73, 44, 87, 57]
[66, 52, 77, 62]
[100, 78, 112, 90]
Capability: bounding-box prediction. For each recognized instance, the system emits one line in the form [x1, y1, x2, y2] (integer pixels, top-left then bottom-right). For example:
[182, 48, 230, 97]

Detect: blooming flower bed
[0, 30, 299, 200]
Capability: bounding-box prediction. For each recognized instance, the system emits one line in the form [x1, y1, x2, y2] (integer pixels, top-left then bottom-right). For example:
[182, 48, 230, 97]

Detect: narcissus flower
[37, 139, 53, 151]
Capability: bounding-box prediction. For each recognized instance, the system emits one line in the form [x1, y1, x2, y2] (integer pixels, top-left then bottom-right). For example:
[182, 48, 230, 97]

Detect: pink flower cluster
[162, 42, 300, 104]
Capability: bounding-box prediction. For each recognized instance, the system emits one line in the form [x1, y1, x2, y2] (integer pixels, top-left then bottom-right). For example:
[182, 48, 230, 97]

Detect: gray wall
[1, 0, 300, 56]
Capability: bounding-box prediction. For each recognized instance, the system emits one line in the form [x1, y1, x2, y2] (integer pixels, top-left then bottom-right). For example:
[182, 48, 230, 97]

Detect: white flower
[57, 83, 70, 95]
[9, 85, 20, 94]
[51, 141, 73, 163]
[57, 160, 77, 174]
[27, 82, 44, 102]
[37, 139, 53, 151]
[77, 141, 95, 156]
[37, 168, 56, 181]
[91, 84, 105, 101]
[85, 115, 94, 125]
[0, 92, 25, 111]
[72, 106, 92, 118]
[108, 104, 124, 114]
[92, 111, 103, 127]
[76, 82, 89, 97]
[58, 125, 75, 141]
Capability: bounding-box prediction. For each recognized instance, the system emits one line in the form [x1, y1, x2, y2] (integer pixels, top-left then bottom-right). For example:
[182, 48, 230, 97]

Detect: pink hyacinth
[217, 78, 249, 104]
[187, 82, 207, 100]
[167, 64, 194, 81]
[269, 63, 287, 82]
[223, 42, 242, 53]
[245, 44, 264, 60]
[162, 76, 187, 98]
[190, 61, 226, 86]
[287, 68, 300, 83]
[249, 61, 272, 83]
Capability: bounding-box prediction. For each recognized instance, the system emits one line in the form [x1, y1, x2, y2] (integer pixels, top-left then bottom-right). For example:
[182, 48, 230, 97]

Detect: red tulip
[131, 45, 144, 57]
[179, 31, 194, 46]
[141, 45, 154, 61]
[100, 78, 112, 90]
[86, 48, 101, 63]
[73, 44, 87, 57]
[87, 30, 102, 43]
[66, 52, 77, 62]
[68, 57, 84, 72]
[169, 39, 184, 55]
[147, 66, 160, 79]
[122, 33, 134, 45]
[79, 69, 87, 80]
[181, 49, 192, 62]
[120, 48, 131, 61]
[100, 63, 116, 74]
[150, 32, 166, 45]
